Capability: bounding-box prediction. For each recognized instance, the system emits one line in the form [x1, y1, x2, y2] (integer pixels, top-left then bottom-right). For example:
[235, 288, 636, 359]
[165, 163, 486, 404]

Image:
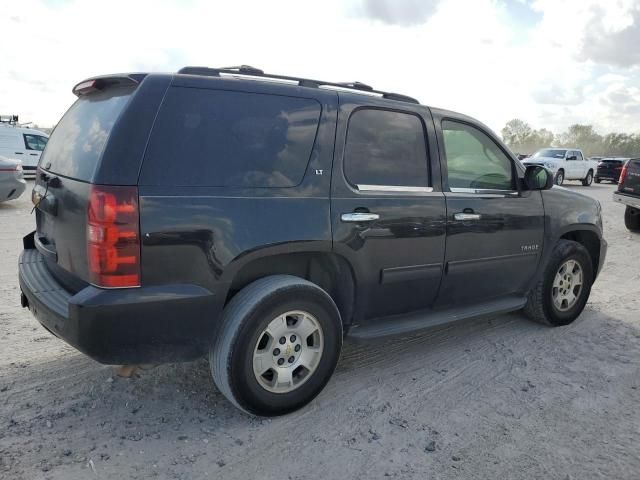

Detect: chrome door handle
[341, 212, 380, 222]
[454, 213, 481, 221]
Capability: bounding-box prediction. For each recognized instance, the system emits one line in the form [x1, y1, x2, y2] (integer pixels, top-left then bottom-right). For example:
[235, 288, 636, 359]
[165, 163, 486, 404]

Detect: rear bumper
[613, 192, 640, 210]
[595, 170, 620, 180]
[19, 238, 223, 364]
[1, 177, 26, 201]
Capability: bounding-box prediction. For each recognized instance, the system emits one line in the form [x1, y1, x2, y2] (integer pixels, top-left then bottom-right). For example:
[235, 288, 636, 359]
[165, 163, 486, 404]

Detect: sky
[1, 0, 640, 135]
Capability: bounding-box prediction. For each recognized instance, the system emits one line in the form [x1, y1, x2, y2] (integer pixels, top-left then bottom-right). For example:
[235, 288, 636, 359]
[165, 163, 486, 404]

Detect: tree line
[501, 119, 640, 158]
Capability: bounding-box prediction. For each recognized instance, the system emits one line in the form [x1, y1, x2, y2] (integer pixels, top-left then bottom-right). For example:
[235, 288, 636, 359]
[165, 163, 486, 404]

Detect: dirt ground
[1, 181, 638, 480]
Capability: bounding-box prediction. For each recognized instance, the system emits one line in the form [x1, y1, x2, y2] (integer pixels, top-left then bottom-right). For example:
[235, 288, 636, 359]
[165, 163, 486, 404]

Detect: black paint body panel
[18, 72, 607, 364]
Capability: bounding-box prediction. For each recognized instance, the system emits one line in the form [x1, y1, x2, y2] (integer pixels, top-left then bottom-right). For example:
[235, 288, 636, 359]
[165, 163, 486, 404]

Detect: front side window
[442, 120, 514, 191]
[575, 151, 584, 160]
[23, 134, 48, 151]
[344, 109, 428, 189]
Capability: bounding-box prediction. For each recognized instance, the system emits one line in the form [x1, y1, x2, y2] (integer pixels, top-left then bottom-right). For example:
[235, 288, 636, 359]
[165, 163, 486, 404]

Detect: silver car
[0, 155, 27, 202]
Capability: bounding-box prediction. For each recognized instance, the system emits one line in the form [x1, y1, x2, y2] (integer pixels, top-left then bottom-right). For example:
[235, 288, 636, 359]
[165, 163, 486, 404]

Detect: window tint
[41, 88, 133, 181]
[442, 120, 514, 191]
[344, 109, 428, 188]
[23, 134, 48, 151]
[140, 87, 321, 187]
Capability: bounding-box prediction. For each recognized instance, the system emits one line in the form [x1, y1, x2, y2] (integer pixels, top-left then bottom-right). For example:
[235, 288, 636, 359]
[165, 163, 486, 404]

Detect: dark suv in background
[19, 66, 606, 416]
[595, 157, 628, 183]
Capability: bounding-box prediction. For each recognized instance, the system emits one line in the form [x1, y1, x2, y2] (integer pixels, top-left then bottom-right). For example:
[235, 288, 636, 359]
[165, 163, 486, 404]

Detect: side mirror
[567, 155, 577, 161]
[524, 165, 553, 190]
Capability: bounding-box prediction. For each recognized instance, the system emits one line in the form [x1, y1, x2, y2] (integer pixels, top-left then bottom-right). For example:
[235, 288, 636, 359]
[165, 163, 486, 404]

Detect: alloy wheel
[252, 310, 324, 393]
[552, 259, 583, 311]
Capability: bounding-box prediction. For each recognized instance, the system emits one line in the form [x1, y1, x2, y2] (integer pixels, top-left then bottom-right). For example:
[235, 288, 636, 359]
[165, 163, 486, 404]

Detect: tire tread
[524, 239, 592, 326]
[210, 275, 339, 415]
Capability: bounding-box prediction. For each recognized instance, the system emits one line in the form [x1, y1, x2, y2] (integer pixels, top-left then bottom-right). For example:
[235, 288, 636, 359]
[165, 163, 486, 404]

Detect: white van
[0, 124, 49, 178]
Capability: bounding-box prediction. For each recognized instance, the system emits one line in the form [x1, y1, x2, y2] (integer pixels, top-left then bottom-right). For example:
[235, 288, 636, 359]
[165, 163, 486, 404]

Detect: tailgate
[34, 87, 134, 286]
[33, 174, 92, 286]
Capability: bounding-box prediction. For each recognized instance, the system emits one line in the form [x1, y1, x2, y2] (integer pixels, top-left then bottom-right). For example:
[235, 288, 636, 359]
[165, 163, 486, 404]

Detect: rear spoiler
[72, 74, 147, 97]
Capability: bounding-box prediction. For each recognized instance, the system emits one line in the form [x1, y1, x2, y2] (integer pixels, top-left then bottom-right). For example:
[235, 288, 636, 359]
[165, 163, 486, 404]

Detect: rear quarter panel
[137, 79, 339, 300]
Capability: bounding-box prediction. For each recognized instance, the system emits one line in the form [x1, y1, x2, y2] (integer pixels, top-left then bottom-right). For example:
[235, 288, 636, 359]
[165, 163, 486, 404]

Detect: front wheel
[210, 275, 342, 416]
[582, 170, 593, 186]
[555, 170, 564, 186]
[625, 206, 640, 232]
[524, 240, 593, 326]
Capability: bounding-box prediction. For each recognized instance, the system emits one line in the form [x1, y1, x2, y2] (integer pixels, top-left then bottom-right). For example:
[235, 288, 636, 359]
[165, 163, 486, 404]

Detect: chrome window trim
[356, 184, 434, 193]
[450, 187, 518, 197]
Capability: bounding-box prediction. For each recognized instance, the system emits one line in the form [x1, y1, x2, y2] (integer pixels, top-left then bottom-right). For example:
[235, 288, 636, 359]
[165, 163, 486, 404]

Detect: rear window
[40, 88, 132, 181]
[140, 87, 321, 187]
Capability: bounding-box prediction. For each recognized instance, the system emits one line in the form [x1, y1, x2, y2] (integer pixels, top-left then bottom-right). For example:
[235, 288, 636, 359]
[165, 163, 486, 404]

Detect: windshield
[40, 88, 132, 181]
[533, 149, 566, 159]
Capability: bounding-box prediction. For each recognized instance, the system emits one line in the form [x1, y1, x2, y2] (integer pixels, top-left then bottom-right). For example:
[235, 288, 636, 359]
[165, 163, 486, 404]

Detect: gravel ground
[1, 181, 639, 480]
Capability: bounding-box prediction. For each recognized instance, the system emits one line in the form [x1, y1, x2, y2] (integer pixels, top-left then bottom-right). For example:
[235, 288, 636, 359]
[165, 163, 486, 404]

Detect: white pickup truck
[522, 148, 597, 186]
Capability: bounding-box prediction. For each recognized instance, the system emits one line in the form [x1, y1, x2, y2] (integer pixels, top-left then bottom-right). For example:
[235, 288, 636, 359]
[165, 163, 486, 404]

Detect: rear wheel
[625, 206, 640, 232]
[210, 275, 342, 416]
[555, 169, 564, 186]
[582, 170, 593, 186]
[524, 240, 593, 326]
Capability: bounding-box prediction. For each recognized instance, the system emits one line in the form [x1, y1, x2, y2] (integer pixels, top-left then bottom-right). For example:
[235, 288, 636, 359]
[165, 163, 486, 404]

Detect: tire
[210, 275, 342, 416]
[594, 177, 601, 183]
[581, 170, 593, 186]
[555, 169, 564, 186]
[625, 206, 640, 232]
[524, 240, 593, 326]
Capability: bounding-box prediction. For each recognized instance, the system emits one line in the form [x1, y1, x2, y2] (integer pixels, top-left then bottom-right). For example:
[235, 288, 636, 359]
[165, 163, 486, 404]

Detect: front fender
[533, 187, 605, 284]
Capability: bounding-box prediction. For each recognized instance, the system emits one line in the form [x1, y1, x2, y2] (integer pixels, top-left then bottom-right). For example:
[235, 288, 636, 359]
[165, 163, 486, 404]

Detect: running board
[347, 296, 527, 342]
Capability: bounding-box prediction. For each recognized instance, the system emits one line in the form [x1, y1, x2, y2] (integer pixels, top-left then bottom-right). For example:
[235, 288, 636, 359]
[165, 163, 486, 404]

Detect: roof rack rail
[176, 65, 420, 104]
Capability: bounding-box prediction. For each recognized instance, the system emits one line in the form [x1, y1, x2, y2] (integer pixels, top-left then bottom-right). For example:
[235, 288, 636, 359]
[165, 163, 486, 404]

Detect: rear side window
[140, 87, 322, 187]
[41, 88, 132, 181]
[344, 109, 428, 188]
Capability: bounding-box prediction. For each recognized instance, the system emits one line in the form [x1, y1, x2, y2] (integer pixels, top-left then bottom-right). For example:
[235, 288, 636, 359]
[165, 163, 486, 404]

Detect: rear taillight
[87, 185, 140, 288]
[618, 162, 629, 191]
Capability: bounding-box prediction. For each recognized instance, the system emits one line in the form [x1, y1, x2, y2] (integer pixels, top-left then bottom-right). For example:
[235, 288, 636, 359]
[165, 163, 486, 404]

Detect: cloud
[580, 4, 640, 67]
[599, 84, 640, 116]
[532, 84, 585, 106]
[2, 0, 640, 135]
[351, 0, 440, 26]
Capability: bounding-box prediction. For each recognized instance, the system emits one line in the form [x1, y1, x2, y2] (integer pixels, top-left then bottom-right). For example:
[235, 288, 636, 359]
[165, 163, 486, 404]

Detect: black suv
[613, 158, 640, 231]
[19, 66, 607, 416]
[595, 157, 628, 183]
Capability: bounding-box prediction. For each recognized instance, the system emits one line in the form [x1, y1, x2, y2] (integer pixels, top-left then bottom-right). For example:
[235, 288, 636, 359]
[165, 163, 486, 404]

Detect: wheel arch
[558, 227, 601, 277]
[223, 249, 357, 328]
